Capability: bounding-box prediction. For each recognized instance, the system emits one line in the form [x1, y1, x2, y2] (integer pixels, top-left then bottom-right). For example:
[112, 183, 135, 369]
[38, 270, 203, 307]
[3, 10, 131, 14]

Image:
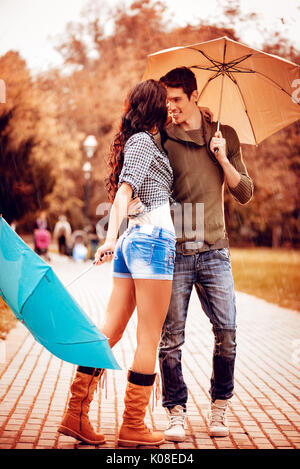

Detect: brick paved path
[0, 254, 299, 450]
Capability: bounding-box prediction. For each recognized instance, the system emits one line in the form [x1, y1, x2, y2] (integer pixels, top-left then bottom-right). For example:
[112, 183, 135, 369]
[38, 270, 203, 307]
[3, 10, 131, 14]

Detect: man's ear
[191, 89, 199, 104]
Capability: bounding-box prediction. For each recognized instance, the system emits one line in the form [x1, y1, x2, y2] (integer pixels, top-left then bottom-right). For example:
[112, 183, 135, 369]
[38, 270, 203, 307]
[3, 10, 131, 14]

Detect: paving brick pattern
[0, 254, 299, 450]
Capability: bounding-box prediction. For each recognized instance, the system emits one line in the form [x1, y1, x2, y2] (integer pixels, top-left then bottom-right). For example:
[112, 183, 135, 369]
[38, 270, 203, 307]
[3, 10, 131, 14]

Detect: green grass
[230, 248, 300, 311]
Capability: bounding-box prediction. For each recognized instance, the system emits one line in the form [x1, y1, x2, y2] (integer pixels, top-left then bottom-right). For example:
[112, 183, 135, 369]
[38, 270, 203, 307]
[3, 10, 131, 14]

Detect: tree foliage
[1, 0, 299, 246]
[0, 51, 85, 229]
[0, 52, 55, 224]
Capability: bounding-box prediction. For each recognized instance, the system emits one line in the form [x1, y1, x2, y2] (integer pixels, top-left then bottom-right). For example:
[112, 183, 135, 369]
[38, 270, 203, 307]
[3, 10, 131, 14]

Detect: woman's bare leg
[100, 277, 136, 348]
[131, 279, 172, 374]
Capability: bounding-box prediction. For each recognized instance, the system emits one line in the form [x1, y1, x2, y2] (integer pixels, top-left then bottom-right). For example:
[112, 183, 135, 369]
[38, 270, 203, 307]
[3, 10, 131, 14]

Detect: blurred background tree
[0, 52, 55, 226]
[0, 0, 299, 247]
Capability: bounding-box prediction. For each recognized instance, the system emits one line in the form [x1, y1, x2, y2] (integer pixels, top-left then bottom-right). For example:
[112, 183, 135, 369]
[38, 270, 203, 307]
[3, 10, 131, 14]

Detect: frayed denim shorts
[113, 224, 176, 280]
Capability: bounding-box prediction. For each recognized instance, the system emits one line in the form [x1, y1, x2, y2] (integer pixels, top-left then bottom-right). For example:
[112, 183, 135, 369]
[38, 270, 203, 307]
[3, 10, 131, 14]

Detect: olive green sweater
[154, 113, 253, 246]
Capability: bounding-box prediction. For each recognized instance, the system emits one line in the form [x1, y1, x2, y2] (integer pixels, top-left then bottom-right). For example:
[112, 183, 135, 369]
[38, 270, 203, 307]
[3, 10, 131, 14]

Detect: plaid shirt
[119, 131, 173, 212]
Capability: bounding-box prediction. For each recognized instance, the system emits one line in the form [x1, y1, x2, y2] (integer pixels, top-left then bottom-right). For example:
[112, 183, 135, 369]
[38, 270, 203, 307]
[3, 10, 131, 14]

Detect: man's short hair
[160, 67, 197, 99]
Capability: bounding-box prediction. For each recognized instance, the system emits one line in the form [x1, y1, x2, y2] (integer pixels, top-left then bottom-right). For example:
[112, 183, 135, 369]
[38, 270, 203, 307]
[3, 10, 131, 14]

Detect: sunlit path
[0, 254, 299, 449]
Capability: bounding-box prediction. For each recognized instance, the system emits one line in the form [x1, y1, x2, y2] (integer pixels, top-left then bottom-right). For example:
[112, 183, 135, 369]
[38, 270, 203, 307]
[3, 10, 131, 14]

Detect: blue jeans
[158, 248, 237, 409]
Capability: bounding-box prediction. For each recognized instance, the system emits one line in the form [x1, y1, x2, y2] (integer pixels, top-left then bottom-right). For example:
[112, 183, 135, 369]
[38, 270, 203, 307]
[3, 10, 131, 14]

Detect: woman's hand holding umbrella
[94, 240, 116, 265]
[95, 183, 133, 266]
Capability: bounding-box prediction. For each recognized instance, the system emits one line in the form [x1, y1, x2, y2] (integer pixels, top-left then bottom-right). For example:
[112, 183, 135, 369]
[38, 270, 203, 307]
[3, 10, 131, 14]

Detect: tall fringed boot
[58, 367, 106, 445]
[118, 369, 164, 447]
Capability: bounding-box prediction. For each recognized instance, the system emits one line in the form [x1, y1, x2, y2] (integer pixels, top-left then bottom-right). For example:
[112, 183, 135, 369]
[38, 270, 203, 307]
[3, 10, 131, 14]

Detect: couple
[58, 67, 253, 447]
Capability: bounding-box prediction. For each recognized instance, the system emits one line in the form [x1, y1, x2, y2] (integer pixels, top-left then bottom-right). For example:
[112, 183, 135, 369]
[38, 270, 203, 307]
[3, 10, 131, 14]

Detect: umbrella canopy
[0, 216, 120, 370]
[143, 36, 300, 145]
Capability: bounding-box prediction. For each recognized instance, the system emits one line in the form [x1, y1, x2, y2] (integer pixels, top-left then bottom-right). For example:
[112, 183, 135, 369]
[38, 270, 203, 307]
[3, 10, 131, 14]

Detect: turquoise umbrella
[0, 216, 120, 370]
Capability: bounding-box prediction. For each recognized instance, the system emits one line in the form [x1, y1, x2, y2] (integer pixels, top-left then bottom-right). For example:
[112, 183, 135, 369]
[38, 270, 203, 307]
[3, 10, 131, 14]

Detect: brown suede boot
[118, 370, 164, 447]
[58, 368, 105, 445]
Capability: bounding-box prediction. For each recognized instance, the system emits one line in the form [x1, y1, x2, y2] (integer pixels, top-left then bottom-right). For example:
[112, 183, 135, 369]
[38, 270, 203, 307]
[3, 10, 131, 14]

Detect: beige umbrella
[143, 36, 300, 145]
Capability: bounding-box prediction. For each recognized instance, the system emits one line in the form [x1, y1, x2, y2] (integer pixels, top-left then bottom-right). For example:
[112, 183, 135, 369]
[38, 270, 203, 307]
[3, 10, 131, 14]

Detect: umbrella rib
[192, 65, 222, 72]
[227, 72, 258, 145]
[229, 68, 256, 74]
[196, 71, 221, 102]
[223, 54, 253, 70]
[189, 48, 254, 74]
[239, 68, 300, 103]
[56, 339, 107, 345]
[192, 67, 222, 81]
[19, 266, 52, 319]
[192, 65, 255, 74]
[188, 47, 223, 70]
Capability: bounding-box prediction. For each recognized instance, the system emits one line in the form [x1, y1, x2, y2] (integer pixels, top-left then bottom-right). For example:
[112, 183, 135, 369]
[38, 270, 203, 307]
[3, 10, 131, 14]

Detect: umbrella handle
[100, 251, 113, 260]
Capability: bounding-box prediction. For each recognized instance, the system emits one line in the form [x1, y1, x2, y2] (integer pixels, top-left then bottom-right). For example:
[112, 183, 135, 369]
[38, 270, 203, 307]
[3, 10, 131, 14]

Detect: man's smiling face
[166, 86, 198, 126]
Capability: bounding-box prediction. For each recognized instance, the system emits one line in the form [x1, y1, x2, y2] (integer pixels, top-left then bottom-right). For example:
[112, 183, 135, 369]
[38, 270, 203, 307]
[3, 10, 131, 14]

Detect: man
[155, 67, 253, 440]
[53, 215, 72, 255]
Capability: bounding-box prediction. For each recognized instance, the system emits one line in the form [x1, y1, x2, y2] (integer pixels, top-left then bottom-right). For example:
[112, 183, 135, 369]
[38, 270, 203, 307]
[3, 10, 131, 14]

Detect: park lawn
[230, 248, 300, 312]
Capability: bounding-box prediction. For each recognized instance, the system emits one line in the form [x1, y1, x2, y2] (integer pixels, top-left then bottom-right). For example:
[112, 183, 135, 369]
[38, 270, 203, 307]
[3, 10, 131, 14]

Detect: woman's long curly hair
[106, 79, 168, 202]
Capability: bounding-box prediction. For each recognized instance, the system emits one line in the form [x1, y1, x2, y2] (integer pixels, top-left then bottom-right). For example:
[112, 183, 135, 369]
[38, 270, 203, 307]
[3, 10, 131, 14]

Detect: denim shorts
[113, 224, 176, 280]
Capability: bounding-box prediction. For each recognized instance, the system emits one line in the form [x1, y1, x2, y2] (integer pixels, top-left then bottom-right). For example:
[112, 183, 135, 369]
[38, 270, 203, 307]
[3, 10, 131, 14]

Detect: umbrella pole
[217, 71, 225, 133]
[65, 262, 96, 287]
[65, 251, 113, 287]
[214, 71, 225, 153]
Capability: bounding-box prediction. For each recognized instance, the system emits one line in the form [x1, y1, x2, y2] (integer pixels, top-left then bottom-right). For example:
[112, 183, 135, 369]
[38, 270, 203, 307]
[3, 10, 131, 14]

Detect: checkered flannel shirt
[118, 131, 173, 212]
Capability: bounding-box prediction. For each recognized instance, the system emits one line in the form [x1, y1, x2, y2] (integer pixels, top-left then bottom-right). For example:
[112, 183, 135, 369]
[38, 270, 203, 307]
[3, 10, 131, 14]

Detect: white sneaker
[207, 399, 229, 437]
[164, 405, 186, 442]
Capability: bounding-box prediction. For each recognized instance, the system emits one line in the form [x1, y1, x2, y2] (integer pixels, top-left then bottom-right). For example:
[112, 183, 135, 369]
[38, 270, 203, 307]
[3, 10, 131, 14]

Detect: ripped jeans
[159, 248, 237, 409]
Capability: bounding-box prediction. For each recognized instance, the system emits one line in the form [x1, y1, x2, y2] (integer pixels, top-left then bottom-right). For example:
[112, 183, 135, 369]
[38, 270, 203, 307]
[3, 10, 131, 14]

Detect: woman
[58, 80, 175, 447]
